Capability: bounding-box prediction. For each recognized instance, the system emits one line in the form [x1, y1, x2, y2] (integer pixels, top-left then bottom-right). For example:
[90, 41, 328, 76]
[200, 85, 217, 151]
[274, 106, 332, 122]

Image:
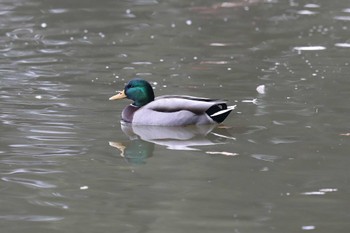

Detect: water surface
[1, 0, 350, 232]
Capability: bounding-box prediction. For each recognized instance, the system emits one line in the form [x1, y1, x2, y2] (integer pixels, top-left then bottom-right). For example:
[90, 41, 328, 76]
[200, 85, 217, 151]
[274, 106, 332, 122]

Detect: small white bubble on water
[256, 85, 266, 94]
[293, 46, 326, 51]
[335, 43, 350, 48]
[186, 19, 192, 25]
[126, 9, 131, 14]
[206, 151, 238, 156]
[297, 10, 318, 15]
[35, 95, 42, 99]
[171, 23, 176, 28]
[302, 191, 325, 195]
[41, 23, 47, 28]
[319, 188, 338, 192]
[302, 225, 315, 230]
[80, 186, 88, 190]
[304, 4, 320, 8]
[242, 98, 257, 104]
[99, 32, 105, 38]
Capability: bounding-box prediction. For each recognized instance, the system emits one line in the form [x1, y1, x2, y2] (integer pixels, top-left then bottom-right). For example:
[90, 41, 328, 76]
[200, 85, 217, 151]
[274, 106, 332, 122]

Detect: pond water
[1, 0, 350, 232]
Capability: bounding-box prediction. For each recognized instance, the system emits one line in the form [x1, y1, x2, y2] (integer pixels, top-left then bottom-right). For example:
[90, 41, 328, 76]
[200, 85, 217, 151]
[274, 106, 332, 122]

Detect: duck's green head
[109, 78, 155, 107]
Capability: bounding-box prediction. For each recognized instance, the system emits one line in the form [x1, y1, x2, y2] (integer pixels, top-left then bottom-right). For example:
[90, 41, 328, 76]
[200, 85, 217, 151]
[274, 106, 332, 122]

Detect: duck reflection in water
[109, 122, 236, 164]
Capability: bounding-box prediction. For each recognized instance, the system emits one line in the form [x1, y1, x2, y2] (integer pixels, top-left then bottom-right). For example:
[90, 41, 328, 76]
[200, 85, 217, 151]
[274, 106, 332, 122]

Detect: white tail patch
[210, 105, 236, 117]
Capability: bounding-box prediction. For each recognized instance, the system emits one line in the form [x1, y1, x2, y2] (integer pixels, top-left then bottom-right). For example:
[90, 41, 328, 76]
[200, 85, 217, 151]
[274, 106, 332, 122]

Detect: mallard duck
[109, 78, 236, 126]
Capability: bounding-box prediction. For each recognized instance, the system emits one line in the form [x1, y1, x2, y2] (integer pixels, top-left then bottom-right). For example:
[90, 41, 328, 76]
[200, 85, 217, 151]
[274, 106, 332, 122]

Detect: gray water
[1, 0, 350, 232]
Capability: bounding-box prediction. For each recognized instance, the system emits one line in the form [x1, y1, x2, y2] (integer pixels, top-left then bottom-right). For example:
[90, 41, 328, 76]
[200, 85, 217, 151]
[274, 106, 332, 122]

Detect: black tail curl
[206, 103, 233, 123]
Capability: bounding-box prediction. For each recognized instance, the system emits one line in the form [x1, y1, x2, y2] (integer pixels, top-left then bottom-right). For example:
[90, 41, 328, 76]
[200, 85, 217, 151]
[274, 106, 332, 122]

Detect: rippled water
[1, 0, 350, 232]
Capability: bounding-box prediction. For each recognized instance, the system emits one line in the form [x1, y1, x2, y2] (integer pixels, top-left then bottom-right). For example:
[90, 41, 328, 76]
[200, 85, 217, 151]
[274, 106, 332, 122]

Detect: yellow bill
[109, 90, 127, 100]
[109, 141, 126, 158]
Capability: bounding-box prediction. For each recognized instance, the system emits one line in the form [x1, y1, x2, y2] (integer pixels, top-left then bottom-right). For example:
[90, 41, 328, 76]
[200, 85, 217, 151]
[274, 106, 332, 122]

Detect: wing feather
[150, 95, 227, 113]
